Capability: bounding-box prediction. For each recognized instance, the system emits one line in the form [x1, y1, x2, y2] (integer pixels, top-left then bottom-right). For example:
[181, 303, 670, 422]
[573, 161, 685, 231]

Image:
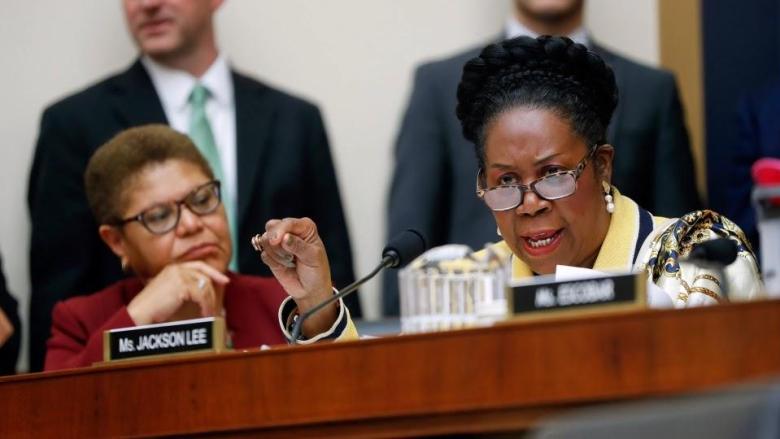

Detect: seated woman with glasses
[45, 125, 355, 370]
[457, 35, 763, 306]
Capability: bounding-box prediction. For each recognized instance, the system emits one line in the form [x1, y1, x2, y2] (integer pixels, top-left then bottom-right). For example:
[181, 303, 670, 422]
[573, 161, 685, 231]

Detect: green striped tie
[188, 83, 238, 271]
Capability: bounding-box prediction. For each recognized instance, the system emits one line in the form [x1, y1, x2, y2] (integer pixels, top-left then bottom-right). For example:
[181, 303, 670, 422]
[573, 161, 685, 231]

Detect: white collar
[141, 54, 233, 111]
[504, 16, 590, 47]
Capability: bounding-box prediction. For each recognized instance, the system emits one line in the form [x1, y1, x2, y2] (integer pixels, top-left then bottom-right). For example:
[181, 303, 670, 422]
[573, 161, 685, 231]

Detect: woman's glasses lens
[139, 181, 221, 234]
[534, 173, 576, 199]
[484, 186, 523, 211]
[142, 205, 177, 233]
[187, 183, 220, 214]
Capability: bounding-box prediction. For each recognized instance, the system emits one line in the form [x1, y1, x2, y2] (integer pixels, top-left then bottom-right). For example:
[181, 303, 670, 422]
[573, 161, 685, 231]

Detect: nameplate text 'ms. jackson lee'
[103, 317, 226, 363]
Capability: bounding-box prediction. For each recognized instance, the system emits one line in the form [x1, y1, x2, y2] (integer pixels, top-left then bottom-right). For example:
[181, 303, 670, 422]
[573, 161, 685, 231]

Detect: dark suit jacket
[0, 255, 20, 375]
[28, 60, 358, 371]
[384, 42, 701, 315]
[45, 273, 288, 370]
[724, 80, 780, 250]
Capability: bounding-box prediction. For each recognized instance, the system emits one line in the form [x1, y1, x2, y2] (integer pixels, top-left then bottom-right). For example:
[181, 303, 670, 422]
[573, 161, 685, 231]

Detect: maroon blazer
[45, 273, 288, 370]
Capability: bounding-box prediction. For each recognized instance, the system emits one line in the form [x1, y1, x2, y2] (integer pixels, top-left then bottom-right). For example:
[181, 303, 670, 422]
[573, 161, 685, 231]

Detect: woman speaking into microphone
[456, 36, 763, 304]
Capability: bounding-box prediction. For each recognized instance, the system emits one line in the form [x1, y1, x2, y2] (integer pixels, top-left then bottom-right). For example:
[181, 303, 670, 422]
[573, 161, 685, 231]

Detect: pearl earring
[496, 227, 502, 237]
[602, 181, 615, 214]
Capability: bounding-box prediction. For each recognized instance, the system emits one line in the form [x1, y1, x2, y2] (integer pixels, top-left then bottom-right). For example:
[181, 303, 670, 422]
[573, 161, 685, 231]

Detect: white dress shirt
[141, 55, 238, 228]
[505, 16, 590, 47]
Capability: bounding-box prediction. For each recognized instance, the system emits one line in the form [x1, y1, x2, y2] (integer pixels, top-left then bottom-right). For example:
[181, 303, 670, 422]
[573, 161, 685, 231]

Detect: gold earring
[602, 181, 615, 214]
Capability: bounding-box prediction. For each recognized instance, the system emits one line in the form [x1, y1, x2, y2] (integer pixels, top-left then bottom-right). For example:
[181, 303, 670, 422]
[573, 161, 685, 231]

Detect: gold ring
[251, 234, 264, 253]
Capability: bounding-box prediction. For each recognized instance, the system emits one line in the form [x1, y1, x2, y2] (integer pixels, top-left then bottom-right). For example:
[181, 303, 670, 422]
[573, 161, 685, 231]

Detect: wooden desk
[2, 300, 780, 438]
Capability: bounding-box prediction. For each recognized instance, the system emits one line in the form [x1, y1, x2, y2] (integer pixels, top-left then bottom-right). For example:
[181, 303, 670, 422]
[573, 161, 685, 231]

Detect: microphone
[289, 229, 427, 344]
[381, 229, 428, 268]
[687, 238, 738, 266]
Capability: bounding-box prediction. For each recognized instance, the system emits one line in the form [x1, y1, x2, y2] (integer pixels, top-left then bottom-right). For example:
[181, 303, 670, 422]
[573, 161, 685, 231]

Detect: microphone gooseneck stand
[289, 255, 395, 343]
[288, 228, 426, 344]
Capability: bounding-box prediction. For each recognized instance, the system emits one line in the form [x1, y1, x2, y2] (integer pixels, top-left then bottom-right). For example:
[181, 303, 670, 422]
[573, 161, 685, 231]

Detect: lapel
[591, 42, 625, 143]
[108, 59, 168, 127]
[232, 71, 274, 228]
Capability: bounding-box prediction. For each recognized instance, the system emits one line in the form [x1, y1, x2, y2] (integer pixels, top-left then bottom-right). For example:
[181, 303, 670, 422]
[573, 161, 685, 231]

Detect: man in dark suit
[384, 0, 700, 315]
[0, 254, 20, 375]
[27, 0, 357, 371]
[723, 80, 780, 249]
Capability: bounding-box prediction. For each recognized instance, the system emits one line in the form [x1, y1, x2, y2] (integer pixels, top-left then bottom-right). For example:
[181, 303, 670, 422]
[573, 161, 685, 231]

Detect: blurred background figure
[720, 80, 780, 251]
[703, 0, 780, 255]
[0, 254, 21, 375]
[384, 0, 700, 315]
[27, 0, 357, 371]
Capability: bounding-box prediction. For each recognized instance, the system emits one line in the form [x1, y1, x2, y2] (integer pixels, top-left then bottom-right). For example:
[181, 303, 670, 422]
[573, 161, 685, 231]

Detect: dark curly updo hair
[456, 35, 618, 169]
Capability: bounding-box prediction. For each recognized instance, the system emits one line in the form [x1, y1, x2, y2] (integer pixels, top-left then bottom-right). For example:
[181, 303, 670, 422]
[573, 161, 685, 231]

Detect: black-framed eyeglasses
[476, 145, 600, 212]
[114, 180, 222, 235]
